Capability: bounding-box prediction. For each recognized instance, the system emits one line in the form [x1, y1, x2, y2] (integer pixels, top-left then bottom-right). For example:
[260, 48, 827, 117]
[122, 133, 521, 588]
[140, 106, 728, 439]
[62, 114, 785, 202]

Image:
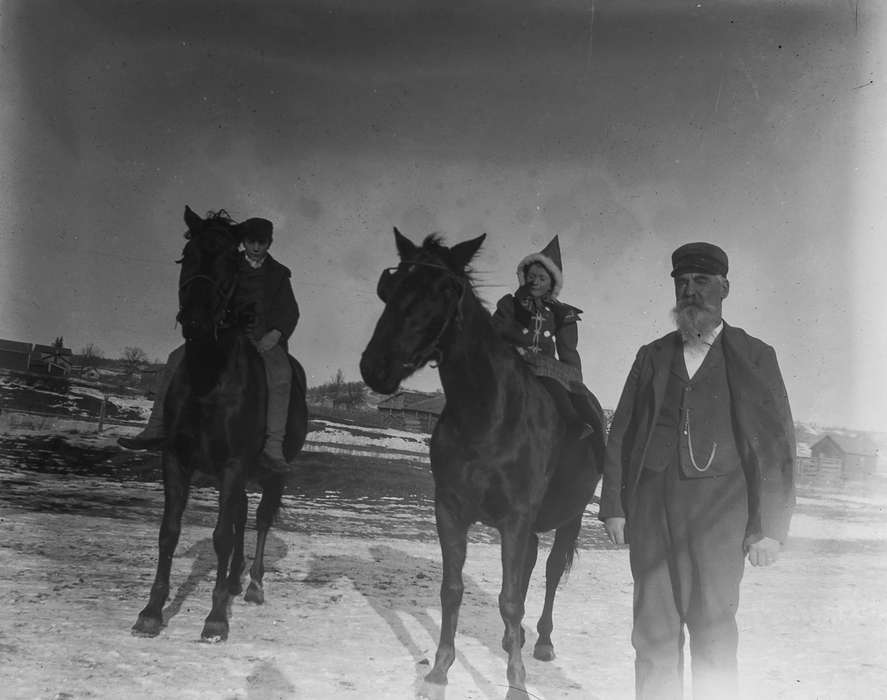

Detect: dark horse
[131, 206, 308, 642]
[360, 230, 605, 698]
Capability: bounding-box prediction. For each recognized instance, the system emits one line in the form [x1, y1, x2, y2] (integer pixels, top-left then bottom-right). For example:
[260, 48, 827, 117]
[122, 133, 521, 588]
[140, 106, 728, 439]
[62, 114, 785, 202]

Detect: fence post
[97, 393, 107, 433]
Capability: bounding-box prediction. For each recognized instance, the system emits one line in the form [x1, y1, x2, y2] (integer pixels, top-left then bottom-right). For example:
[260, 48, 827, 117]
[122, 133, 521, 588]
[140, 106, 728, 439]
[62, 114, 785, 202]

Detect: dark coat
[236, 253, 300, 348]
[491, 291, 583, 375]
[599, 322, 796, 545]
[262, 254, 300, 343]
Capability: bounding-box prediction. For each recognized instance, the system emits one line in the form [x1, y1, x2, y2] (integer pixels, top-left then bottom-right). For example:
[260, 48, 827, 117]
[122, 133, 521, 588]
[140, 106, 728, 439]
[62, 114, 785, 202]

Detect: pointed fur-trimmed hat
[517, 235, 564, 298]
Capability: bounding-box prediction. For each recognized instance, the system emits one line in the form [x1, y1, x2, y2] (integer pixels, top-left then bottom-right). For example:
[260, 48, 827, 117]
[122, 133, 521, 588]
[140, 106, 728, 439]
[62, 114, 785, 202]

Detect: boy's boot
[118, 394, 166, 450]
[117, 346, 183, 451]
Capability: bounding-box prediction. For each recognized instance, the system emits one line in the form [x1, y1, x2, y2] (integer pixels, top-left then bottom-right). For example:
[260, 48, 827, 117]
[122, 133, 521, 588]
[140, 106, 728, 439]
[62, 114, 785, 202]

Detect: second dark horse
[360, 230, 605, 698]
[131, 206, 308, 642]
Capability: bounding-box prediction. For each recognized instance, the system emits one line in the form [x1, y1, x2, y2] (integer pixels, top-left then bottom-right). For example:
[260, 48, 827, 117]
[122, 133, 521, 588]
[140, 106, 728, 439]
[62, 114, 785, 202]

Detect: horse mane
[418, 234, 480, 287]
[183, 209, 236, 241]
[420, 236, 530, 375]
[176, 209, 239, 264]
[421, 233, 445, 248]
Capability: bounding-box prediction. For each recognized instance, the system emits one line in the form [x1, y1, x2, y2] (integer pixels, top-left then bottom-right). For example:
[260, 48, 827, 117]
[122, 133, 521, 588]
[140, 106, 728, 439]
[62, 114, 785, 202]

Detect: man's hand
[257, 329, 282, 353]
[604, 517, 627, 545]
[747, 537, 781, 567]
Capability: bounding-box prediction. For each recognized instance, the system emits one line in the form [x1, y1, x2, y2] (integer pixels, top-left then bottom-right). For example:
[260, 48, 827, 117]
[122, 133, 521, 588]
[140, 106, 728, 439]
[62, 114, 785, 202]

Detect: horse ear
[393, 227, 417, 260]
[448, 233, 486, 270]
[184, 205, 202, 230]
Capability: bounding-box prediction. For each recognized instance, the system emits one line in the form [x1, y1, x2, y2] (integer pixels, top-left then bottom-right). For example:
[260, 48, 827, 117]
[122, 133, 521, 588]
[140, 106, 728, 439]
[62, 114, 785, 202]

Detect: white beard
[671, 303, 720, 348]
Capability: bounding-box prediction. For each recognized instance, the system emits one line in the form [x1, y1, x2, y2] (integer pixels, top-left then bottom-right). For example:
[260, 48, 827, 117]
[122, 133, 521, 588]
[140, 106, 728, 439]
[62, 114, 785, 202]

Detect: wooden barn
[29, 342, 73, 376]
[376, 390, 445, 433]
[0, 339, 32, 371]
[810, 434, 879, 481]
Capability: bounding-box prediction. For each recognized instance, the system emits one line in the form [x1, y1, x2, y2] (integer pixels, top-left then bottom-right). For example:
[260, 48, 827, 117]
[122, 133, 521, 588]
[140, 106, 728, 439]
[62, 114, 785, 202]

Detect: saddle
[282, 354, 309, 461]
[519, 352, 605, 441]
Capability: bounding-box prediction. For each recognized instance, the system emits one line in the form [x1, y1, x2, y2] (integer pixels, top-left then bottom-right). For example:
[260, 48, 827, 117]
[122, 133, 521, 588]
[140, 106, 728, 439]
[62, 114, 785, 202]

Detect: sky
[1, 0, 886, 432]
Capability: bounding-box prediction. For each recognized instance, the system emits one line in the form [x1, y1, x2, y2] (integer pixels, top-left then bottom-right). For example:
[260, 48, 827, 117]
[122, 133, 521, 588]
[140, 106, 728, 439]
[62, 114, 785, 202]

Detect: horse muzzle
[359, 351, 403, 395]
[180, 317, 216, 342]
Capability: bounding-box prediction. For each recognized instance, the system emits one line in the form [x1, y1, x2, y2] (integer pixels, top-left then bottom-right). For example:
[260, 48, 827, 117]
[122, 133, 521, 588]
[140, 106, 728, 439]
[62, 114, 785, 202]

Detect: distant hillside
[0, 369, 149, 424]
[2, 368, 884, 466]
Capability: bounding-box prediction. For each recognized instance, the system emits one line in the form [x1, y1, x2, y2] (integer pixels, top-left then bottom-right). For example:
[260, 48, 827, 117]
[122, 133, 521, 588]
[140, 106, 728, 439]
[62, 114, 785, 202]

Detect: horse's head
[360, 228, 486, 394]
[176, 205, 243, 342]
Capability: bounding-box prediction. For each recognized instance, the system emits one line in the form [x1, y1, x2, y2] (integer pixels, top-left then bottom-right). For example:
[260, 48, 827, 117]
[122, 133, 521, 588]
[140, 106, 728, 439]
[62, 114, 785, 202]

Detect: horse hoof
[417, 679, 446, 700]
[533, 643, 556, 661]
[505, 687, 532, 700]
[200, 621, 229, 643]
[244, 582, 265, 605]
[131, 615, 162, 638]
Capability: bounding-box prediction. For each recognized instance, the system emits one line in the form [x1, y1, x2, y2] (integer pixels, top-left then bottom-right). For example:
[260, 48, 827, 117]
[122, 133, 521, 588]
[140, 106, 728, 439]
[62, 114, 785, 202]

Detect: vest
[235, 259, 266, 341]
[643, 335, 742, 478]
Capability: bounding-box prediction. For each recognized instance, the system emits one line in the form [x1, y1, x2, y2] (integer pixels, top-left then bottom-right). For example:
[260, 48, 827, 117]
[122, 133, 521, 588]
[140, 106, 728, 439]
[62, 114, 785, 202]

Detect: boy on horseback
[118, 216, 300, 473]
[492, 235, 603, 439]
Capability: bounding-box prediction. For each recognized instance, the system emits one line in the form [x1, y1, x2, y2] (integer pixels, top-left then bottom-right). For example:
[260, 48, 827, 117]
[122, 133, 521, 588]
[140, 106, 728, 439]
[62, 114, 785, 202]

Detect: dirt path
[0, 503, 636, 700]
[1, 438, 887, 698]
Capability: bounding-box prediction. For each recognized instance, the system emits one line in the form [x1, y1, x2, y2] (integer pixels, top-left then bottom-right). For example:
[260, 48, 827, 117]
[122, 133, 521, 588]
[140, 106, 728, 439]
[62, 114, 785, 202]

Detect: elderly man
[600, 242, 795, 699]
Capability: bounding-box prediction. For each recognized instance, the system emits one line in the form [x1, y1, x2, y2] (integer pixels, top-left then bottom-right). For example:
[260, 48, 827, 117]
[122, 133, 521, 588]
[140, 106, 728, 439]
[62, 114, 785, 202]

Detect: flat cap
[239, 217, 273, 242]
[671, 242, 728, 278]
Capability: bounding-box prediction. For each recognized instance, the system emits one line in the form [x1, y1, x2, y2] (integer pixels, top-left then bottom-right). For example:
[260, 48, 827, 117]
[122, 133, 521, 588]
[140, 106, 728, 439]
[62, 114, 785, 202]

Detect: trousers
[144, 342, 291, 456]
[630, 460, 748, 700]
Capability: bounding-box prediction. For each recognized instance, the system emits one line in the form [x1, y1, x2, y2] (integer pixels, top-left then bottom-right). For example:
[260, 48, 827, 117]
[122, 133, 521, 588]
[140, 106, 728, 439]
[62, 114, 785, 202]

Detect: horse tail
[553, 513, 583, 578]
[564, 541, 578, 577]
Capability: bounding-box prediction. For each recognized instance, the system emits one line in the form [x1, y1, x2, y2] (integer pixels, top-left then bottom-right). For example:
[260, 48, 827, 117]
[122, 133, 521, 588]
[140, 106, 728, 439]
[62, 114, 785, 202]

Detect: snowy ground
[0, 422, 886, 699]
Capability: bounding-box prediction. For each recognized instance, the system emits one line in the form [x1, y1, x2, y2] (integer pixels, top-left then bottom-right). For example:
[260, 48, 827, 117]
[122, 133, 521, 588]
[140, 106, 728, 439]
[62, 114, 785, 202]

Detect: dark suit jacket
[599, 323, 796, 545]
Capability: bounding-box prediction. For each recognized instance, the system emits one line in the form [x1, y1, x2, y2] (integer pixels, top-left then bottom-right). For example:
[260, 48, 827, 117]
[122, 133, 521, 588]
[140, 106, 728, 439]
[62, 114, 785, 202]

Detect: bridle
[178, 267, 239, 338]
[377, 261, 467, 372]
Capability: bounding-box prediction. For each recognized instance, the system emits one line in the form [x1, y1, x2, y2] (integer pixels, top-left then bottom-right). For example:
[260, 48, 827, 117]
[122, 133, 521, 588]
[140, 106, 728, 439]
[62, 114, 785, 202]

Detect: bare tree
[306, 369, 368, 409]
[121, 346, 149, 376]
[343, 380, 367, 408]
[331, 369, 366, 409]
[79, 342, 104, 365]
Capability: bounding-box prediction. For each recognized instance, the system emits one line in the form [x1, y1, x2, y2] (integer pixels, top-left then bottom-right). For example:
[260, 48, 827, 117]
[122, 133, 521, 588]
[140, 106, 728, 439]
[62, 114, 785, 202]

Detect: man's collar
[243, 251, 267, 269]
[681, 321, 723, 348]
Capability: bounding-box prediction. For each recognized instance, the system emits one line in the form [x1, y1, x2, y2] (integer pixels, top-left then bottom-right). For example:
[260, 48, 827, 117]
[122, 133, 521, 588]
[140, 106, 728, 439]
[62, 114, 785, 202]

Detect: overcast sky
[2, 0, 885, 432]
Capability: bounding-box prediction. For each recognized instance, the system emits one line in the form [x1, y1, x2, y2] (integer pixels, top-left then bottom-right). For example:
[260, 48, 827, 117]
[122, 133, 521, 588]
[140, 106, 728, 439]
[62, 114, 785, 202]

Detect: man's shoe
[118, 433, 165, 451]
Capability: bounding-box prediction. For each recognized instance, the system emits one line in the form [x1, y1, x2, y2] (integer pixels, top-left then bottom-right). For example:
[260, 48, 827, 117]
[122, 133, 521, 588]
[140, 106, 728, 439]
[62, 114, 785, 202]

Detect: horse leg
[201, 466, 241, 642]
[132, 455, 190, 637]
[226, 489, 248, 596]
[499, 518, 533, 699]
[502, 532, 538, 653]
[422, 501, 468, 694]
[534, 514, 582, 662]
[245, 474, 285, 605]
